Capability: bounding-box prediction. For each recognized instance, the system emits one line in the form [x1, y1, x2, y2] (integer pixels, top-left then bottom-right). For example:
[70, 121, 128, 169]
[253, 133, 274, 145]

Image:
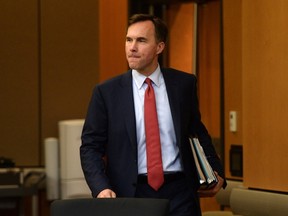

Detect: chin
[128, 64, 138, 70]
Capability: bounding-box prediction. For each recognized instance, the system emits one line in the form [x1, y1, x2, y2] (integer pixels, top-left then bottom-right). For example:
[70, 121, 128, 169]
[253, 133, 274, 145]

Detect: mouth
[128, 54, 140, 59]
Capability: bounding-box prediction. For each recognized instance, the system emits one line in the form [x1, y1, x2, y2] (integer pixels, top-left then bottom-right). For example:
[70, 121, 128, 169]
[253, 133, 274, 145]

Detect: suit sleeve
[80, 85, 112, 197]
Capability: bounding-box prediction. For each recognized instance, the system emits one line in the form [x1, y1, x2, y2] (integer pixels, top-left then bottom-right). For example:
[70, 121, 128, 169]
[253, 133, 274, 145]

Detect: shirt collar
[132, 65, 162, 89]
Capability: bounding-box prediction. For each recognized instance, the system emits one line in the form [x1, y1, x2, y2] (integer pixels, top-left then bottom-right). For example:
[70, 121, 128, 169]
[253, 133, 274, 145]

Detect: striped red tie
[144, 78, 164, 191]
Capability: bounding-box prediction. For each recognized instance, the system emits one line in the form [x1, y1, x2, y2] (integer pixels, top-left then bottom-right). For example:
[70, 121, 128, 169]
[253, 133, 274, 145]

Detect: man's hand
[198, 172, 224, 197]
[97, 189, 116, 198]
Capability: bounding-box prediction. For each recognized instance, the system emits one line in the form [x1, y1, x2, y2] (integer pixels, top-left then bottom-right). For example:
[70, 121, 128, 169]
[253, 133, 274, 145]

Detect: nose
[128, 41, 137, 52]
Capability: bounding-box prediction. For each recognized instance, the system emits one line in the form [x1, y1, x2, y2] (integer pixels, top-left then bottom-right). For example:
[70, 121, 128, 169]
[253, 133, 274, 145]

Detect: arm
[80, 86, 114, 197]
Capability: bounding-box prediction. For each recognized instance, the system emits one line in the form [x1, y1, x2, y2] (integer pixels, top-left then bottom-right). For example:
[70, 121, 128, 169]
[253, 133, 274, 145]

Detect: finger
[97, 189, 116, 198]
[105, 192, 116, 198]
[111, 192, 117, 198]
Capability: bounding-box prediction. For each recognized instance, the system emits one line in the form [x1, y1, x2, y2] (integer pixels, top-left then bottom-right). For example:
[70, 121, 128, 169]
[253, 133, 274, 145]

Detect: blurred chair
[202, 180, 243, 216]
[202, 212, 234, 216]
[216, 180, 244, 210]
[50, 197, 169, 216]
[230, 188, 288, 216]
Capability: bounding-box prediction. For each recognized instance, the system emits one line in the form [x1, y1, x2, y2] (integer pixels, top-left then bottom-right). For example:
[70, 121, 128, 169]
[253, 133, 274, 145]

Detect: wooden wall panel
[223, 0, 288, 192]
[167, 3, 195, 74]
[197, 1, 221, 140]
[242, 0, 288, 192]
[41, 0, 127, 164]
[0, 0, 128, 166]
[41, 0, 100, 152]
[0, 0, 39, 166]
[98, 0, 128, 81]
[222, 0, 243, 179]
[197, 2, 222, 211]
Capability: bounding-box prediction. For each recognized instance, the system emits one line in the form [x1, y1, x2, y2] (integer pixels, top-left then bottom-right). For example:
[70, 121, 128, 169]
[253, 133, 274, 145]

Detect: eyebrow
[126, 36, 147, 41]
[136, 37, 147, 41]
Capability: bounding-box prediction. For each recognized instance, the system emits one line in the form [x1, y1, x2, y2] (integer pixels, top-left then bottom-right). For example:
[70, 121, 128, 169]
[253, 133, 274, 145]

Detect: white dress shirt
[132, 65, 183, 174]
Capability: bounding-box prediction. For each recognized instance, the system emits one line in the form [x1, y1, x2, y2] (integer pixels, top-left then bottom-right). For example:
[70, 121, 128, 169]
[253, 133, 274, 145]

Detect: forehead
[126, 20, 156, 38]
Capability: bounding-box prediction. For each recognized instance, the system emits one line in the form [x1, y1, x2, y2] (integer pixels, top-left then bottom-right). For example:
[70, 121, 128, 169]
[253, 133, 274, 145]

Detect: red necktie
[144, 78, 164, 191]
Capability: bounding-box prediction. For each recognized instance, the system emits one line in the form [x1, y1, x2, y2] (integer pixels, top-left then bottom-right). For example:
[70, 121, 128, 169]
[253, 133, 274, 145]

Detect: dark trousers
[135, 173, 201, 216]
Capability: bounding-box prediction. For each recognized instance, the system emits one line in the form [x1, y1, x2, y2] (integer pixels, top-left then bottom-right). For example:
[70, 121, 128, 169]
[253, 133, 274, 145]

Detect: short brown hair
[128, 14, 168, 44]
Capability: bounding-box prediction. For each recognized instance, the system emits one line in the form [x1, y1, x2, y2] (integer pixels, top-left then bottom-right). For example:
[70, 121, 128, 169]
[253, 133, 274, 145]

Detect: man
[80, 14, 225, 216]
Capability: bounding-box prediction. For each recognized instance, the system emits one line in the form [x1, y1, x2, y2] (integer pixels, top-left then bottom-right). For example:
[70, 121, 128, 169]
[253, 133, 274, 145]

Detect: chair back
[230, 188, 288, 216]
[216, 180, 244, 210]
[51, 198, 169, 216]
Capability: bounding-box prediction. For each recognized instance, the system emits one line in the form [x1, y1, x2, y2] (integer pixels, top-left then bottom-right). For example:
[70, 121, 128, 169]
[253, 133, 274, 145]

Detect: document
[189, 137, 218, 189]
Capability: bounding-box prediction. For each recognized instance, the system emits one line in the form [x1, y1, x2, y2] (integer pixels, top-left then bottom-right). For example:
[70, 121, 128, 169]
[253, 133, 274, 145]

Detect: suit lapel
[119, 71, 137, 151]
[162, 69, 182, 147]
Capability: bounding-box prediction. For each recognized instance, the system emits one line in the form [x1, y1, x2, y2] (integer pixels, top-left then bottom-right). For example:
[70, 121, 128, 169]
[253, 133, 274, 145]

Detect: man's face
[125, 20, 165, 76]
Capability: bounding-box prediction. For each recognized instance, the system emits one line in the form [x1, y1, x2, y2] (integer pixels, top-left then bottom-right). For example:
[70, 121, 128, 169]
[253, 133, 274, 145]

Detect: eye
[138, 38, 147, 43]
[126, 37, 132, 42]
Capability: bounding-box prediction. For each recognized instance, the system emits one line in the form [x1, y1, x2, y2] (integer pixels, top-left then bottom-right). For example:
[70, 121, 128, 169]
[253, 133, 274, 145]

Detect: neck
[138, 64, 159, 77]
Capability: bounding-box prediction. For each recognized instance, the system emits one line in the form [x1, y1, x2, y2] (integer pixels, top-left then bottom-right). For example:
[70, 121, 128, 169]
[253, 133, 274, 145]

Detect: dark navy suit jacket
[80, 68, 225, 198]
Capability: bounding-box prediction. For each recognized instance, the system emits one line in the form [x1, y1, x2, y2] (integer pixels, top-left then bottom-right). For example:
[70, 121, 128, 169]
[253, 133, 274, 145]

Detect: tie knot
[145, 78, 152, 86]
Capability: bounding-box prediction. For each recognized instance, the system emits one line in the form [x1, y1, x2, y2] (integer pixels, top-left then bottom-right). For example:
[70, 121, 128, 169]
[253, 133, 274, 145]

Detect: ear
[156, 42, 165, 55]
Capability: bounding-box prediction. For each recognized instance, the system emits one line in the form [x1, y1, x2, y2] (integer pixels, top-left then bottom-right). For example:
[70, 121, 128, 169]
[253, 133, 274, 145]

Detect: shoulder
[161, 67, 197, 82]
[89, 70, 132, 99]
[95, 70, 132, 90]
[101, 70, 132, 86]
